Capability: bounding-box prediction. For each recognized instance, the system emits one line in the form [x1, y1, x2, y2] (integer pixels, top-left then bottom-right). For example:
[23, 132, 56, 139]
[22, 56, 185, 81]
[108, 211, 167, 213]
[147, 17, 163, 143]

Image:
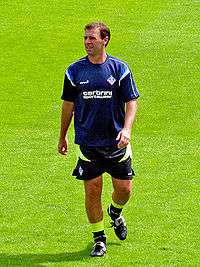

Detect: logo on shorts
[107, 75, 116, 85]
[79, 166, 83, 176]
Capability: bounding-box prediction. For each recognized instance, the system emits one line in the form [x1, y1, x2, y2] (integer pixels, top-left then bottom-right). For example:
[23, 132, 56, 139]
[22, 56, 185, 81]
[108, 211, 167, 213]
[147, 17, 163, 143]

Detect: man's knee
[112, 179, 132, 196]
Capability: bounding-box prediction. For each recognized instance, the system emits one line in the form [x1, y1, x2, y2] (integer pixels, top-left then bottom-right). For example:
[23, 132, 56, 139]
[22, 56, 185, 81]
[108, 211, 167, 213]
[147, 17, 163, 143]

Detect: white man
[58, 22, 139, 257]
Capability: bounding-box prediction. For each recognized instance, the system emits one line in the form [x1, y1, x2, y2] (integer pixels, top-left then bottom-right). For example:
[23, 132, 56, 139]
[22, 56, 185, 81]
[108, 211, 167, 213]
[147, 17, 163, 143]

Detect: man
[58, 22, 139, 257]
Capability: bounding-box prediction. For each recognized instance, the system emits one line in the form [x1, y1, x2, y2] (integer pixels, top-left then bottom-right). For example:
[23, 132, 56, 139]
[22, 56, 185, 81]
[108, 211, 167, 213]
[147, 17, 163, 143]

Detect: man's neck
[88, 52, 107, 64]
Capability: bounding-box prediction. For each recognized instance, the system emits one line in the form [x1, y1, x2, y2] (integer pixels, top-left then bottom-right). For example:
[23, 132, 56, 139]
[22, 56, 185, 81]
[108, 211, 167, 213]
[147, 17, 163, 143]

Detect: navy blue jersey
[61, 55, 139, 147]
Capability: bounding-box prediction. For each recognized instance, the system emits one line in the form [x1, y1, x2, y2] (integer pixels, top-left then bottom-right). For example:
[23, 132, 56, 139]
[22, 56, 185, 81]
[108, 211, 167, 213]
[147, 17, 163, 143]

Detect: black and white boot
[108, 205, 128, 240]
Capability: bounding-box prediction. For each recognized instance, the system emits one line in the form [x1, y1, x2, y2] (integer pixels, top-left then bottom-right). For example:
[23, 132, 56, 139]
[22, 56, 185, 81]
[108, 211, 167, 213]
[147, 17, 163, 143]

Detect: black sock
[109, 204, 122, 220]
[93, 230, 106, 244]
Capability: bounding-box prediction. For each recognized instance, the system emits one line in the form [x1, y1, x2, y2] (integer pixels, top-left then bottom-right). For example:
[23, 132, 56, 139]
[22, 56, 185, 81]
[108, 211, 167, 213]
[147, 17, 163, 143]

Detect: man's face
[84, 28, 106, 56]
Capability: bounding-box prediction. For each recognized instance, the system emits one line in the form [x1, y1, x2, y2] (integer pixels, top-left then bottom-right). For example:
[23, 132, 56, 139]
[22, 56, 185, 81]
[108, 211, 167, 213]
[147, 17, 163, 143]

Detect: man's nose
[85, 37, 91, 44]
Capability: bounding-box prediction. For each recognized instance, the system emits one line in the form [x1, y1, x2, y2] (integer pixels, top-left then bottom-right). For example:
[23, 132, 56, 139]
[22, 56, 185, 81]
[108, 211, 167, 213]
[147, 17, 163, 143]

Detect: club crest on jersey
[107, 75, 116, 85]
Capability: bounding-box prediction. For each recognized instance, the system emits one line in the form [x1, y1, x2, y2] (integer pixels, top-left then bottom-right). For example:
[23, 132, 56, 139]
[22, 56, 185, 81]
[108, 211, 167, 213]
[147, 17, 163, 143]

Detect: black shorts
[72, 145, 135, 180]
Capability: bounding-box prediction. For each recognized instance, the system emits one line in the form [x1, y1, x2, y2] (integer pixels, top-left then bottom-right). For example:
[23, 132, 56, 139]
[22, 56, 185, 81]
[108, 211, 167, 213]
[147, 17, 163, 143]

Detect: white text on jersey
[83, 90, 112, 99]
[80, 80, 89, 84]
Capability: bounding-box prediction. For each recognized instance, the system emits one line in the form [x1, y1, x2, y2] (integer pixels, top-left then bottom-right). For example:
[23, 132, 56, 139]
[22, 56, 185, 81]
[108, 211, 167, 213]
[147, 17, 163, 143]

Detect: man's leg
[108, 178, 132, 240]
[84, 176, 106, 256]
[112, 178, 132, 206]
[84, 175, 103, 223]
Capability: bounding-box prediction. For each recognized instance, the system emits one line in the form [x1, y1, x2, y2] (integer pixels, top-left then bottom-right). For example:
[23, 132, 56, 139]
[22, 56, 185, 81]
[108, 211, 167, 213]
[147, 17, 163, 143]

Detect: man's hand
[58, 138, 68, 155]
[58, 101, 74, 156]
[116, 128, 131, 148]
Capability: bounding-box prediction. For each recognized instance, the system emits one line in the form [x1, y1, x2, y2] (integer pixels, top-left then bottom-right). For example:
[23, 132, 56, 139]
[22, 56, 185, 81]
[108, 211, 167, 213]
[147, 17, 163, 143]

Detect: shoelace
[93, 242, 106, 252]
[110, 216, 125, 228]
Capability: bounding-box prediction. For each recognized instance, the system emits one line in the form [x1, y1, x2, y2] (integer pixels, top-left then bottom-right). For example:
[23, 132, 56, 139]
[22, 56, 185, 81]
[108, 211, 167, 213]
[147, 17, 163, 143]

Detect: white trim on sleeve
[119, 68, 130, 86]
[66, 69, 76, 87]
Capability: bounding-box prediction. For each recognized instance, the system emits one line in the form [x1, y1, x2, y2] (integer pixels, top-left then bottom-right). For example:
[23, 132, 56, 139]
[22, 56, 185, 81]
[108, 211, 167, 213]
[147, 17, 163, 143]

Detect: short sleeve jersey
[61, 55, 139, 147]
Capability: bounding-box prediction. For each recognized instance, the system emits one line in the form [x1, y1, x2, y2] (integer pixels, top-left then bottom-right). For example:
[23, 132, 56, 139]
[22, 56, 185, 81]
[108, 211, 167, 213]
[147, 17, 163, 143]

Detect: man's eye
[84, 36, 96, 40]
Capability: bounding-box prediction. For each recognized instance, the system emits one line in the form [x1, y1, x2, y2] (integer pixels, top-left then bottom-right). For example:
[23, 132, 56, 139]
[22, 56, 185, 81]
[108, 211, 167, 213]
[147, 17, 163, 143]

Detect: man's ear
[103, 36, 109, 46]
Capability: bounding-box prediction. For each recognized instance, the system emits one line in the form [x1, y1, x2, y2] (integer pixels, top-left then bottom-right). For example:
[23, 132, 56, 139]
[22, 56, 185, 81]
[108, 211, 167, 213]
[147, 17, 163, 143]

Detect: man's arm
[116, 99, 138, 148]
[58, 100, 74, 155]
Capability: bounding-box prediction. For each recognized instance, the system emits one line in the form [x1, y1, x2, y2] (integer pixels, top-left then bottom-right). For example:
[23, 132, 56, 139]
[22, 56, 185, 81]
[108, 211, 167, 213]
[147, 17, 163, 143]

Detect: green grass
[0, 0, 199, 266]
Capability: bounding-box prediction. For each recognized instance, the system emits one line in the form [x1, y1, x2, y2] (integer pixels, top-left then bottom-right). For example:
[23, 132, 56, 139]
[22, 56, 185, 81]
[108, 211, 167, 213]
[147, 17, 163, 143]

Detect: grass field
[0, 0, 199, 266]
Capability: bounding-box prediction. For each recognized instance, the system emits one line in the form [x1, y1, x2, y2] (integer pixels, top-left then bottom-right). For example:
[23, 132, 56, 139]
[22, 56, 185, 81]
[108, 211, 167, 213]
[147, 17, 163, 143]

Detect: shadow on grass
[0, 242, 121, 266]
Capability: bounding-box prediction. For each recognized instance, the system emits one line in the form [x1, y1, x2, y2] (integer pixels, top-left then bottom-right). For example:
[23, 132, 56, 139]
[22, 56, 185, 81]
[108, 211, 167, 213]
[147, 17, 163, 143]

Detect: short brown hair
[84, 22, 111, 46]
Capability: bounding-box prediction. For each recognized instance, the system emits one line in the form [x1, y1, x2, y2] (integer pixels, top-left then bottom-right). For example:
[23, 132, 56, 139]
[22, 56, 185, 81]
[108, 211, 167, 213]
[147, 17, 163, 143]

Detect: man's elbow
[127, 99, 138, 108]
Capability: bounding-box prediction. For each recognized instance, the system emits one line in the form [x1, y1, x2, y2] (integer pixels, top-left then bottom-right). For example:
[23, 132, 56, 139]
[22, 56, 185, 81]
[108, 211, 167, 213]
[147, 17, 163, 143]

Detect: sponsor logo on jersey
[82, 90, 112, 99]
[80, 80, 89, 84]
[107, 75, 116, 85]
